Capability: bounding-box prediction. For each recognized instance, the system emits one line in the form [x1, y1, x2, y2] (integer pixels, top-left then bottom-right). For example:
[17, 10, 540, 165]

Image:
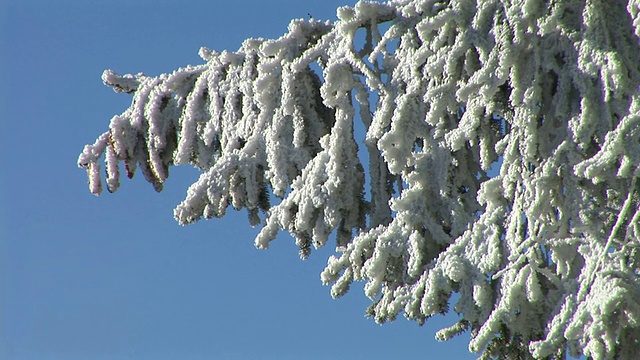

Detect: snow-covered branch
[79, 1, 640, 358]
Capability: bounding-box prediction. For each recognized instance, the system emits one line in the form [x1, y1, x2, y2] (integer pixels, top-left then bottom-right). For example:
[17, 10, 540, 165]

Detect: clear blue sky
[1, 1, 476, 359]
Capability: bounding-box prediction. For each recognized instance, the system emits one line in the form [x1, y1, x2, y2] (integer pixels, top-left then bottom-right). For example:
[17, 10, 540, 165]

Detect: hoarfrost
[79, 1, 640, 358]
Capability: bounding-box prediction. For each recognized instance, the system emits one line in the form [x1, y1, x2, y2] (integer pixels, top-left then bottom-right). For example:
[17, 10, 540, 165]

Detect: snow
[79, 1, 640, 358]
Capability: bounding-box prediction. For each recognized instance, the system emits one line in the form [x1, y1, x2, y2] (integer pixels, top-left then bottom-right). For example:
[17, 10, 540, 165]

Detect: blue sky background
[1, 1, 477, 359]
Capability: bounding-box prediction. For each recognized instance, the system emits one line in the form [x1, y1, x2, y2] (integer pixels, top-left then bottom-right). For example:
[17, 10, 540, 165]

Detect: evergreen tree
[79, 1, 640, 358]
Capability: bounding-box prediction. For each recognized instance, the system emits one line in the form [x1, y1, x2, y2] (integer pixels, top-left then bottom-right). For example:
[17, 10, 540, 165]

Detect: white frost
[79, 1, 640, 358]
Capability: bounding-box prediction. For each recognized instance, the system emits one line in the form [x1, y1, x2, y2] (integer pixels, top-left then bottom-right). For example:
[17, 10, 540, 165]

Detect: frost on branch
[79, 1, 640, 358]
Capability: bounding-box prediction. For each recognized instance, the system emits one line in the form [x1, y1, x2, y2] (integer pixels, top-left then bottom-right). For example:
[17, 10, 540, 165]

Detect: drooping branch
[80, 1, 640, 359]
